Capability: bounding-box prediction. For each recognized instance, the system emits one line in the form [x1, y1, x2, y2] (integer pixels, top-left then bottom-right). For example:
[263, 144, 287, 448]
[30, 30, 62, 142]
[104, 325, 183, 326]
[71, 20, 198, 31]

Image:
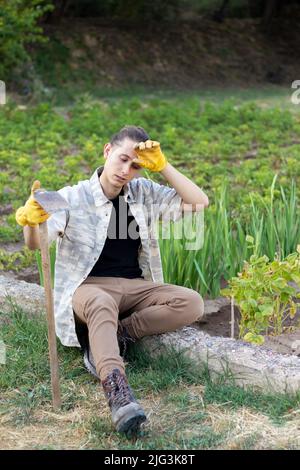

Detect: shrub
[0, 0, 53, 80]
[222, 239, 300, 345]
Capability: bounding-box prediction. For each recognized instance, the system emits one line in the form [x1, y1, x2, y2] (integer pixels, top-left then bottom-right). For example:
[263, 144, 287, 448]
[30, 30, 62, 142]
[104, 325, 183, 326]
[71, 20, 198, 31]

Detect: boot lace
[102, 369, 136, 409]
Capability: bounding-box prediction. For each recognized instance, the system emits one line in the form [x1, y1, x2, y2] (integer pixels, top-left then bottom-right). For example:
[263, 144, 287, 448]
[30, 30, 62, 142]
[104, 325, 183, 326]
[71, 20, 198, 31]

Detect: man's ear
[103, 143, 112, 160]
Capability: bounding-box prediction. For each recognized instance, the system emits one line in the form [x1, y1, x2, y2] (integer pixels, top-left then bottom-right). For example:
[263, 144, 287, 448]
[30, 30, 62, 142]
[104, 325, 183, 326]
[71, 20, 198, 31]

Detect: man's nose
[121, 162, 131, 176]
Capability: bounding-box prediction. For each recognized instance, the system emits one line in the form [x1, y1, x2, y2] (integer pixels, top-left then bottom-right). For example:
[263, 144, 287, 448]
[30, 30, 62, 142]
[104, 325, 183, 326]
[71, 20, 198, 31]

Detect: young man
[15, 125, 209, 436]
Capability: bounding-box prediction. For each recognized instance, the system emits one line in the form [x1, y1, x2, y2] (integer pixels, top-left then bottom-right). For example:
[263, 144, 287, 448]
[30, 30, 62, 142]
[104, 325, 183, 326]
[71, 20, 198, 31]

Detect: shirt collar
[89, 166, 136, 206]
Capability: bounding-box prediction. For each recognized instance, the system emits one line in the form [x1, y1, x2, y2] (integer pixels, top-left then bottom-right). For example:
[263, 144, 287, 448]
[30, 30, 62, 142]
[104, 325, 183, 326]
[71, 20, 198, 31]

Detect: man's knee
[185, 289, 204, 323]
[168, 287, 204, 324]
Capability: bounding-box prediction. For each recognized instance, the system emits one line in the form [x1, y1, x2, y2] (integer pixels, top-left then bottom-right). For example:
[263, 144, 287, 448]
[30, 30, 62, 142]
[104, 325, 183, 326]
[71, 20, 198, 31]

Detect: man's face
[103, 137, 142, 187]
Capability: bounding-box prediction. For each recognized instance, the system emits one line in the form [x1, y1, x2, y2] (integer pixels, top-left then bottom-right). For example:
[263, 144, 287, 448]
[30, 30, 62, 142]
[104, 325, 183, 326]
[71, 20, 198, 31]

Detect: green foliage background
[0, 0, 53, 80]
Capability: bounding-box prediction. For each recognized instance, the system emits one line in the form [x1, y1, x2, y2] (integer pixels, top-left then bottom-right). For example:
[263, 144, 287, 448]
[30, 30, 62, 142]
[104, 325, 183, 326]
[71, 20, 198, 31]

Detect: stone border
[140, 327, 300, 394]
[1, 275, 300, 394]
[0, 275, 45, 316]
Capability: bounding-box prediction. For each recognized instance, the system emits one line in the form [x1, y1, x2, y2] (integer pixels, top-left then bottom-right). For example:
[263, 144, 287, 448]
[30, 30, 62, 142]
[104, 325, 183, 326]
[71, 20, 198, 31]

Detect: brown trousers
[72, 276, 204, 380]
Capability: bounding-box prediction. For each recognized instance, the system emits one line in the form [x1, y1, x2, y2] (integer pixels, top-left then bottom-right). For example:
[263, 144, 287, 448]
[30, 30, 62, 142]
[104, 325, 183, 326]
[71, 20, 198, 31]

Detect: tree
[0, 0, 53, 80]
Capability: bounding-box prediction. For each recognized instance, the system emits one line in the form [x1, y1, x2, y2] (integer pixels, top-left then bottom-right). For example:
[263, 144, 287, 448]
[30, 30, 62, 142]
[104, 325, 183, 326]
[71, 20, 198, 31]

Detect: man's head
[102, 126, 149, 189]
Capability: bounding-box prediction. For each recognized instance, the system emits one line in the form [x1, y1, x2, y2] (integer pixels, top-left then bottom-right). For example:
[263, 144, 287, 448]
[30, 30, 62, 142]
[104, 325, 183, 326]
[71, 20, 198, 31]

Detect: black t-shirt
[88, 187, 143, 279]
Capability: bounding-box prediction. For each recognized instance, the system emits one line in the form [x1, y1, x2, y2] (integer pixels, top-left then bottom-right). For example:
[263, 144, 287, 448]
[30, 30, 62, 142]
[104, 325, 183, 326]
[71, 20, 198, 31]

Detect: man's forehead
[115, 142, 137, 159]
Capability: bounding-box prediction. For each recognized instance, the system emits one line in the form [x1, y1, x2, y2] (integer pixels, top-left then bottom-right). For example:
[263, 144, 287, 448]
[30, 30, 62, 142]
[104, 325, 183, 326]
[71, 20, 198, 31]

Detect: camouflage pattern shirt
[47, 166, 183, 347]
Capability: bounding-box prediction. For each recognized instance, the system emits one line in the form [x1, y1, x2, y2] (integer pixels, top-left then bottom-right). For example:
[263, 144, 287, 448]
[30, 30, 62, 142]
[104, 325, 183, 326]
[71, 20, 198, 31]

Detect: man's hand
[15, 180, 50, 227]
[133, 140, 167, 172]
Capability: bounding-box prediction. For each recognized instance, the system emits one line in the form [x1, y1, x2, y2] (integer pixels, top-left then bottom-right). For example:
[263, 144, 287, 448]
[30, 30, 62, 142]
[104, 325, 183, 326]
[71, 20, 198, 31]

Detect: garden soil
[196, 301, 300, 357]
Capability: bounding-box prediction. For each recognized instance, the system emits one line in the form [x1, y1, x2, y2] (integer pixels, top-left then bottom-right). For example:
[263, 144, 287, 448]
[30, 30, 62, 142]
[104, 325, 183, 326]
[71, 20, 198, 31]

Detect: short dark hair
[110, 125, 149, 146]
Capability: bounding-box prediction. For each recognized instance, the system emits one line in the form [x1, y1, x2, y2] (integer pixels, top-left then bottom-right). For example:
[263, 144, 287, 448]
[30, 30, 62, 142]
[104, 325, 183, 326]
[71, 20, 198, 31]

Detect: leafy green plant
[0, 0, 53, 79]
[221, 238, 300, 345]
[0, 246, 35, 271]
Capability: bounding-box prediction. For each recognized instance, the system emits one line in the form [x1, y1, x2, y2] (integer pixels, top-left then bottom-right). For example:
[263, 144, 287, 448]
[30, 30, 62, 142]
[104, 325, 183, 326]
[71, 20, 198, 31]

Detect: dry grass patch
[205, 404, 300, 450]
[1, 381, 299, 450]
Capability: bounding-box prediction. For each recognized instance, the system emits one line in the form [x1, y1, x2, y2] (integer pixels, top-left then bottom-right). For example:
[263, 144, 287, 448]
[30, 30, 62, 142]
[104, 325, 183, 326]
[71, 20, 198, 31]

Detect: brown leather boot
[101, 368, 146, 435]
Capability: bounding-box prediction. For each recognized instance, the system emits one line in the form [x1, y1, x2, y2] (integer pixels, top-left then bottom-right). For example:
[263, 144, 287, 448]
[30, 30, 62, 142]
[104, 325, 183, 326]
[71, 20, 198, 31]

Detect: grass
[1, 303, 300, 449]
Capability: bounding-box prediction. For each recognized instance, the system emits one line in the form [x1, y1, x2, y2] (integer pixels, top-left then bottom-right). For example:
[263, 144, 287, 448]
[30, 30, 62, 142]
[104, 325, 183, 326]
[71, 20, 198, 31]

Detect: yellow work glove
[133, 140, 167, 172]
[15, 180, 50, 227]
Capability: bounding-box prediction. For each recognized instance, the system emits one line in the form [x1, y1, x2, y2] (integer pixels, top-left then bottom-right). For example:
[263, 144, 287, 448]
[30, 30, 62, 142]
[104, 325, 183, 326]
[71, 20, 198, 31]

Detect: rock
[0, 275, 45, 317]
[291, 340, 300, 356]
[141, 327, 300, 394]
[203, 297, 231, 315]
[264, 331, 300, 356]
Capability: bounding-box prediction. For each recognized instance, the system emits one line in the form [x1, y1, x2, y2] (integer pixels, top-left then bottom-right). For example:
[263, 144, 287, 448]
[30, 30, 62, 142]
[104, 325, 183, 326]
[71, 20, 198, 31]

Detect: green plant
[0, 0, 53, 79]
[221, 238, 300, 344]
[0, 246, 36, 271]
